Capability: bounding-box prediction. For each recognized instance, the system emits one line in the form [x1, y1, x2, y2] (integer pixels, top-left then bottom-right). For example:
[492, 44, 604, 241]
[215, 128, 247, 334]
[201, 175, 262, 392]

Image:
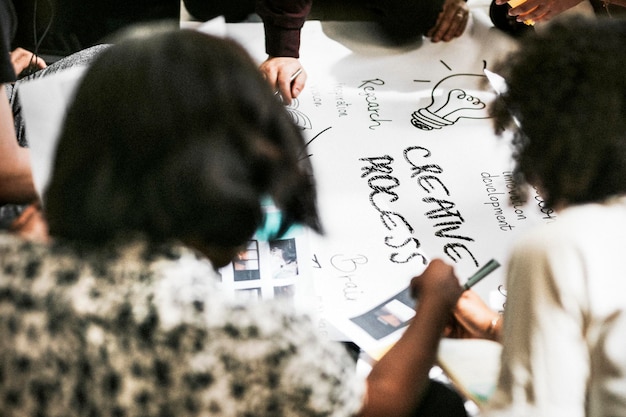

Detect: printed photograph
[350, 288, 415, 340]
[269, 238, 299, 279]
[233, 241, 261, 281]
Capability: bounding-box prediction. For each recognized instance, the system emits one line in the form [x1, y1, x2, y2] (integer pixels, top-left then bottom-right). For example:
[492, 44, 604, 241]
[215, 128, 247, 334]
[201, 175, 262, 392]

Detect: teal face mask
[254, 197, 299, 241]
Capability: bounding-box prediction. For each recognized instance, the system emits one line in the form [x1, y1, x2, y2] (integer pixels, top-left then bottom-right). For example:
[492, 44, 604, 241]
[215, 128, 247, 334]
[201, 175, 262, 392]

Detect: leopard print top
[0, 233, 363, 417]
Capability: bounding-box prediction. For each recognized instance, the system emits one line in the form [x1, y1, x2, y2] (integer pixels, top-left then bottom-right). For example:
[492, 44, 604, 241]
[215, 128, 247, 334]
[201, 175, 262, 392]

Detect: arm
[357, 259, 464, 417]
[447, 289, 503, 341]
[256, 0, 312, 104]
[0, 87, 37, 204]
[494, 0, 584, 22]
[0, 1, 36, 204]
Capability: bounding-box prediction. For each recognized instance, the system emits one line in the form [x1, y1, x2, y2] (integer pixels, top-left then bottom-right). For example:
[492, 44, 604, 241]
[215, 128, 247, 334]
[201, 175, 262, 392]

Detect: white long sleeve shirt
[485, 196, 626, 417]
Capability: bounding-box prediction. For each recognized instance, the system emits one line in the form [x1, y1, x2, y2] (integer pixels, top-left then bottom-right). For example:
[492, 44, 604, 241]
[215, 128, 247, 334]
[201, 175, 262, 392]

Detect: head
[491, 17, 626, 208]
[44, 28, 320, 264]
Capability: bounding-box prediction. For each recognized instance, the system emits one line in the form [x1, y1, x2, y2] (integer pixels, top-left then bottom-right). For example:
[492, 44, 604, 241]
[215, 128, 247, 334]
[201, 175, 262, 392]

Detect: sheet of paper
[19, 18, 558, 345]
[437, 338, 502, 406]
[18, 65, 87, 198]
[225, 19, 557, 339]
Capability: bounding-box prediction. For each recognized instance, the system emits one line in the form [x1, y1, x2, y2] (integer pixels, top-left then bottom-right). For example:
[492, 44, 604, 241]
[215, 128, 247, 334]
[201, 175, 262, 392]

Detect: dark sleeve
[0, 0, 17, 83]
[255, 0, 312, 58]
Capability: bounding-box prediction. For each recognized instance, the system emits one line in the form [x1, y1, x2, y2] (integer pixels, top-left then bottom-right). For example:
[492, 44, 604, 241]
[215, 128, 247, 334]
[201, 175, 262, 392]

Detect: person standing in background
[257, 0, 471, 103]
[182, 0, 471, 104]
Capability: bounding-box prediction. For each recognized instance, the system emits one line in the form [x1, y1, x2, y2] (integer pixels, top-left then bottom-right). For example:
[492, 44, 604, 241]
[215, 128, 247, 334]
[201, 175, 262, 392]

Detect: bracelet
[487, 314, 502, 339]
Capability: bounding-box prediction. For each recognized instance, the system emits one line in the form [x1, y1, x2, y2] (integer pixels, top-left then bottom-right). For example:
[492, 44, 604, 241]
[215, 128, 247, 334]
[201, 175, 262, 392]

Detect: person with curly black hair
[421, 16, 626, 417]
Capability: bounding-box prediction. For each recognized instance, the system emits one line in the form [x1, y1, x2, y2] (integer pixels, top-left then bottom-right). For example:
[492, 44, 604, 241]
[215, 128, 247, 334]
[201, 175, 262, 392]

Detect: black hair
[491, 16, 626, 208]
[45, 28, 321, 247]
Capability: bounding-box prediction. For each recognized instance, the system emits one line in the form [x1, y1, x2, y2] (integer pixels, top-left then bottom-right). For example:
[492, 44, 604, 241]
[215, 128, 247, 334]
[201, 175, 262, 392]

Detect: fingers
[10, 48, 47, 76]
[507, 0, 543, 22]
[410, 259, 463, 307]
[290, 71, 307, 101]
[427, 0, 469, 42]
[452, 290, 499, 339]
[259, 57, 306, 105]
[507, 0, 583, 23]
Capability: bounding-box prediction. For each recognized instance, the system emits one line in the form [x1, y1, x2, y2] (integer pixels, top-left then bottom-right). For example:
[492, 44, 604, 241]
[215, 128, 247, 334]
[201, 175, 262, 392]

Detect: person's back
[0, 28, 363, 416]
[483, 16, 626, 417]
[496, 199, 626, 416]
[0, 232, 362, 416]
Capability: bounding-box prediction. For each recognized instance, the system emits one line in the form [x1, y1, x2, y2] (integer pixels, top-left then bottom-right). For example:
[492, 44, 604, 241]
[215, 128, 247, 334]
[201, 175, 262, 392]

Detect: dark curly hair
[490, 16, 626, 208]
[45, 28, 321, 247]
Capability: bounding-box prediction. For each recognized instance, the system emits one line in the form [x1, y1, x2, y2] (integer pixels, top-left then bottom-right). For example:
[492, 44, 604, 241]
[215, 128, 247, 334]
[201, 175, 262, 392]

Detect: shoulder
[0, 234, 222, 326]
[514, 198, 626, 253]
[191, 298, 365, 416]
[508, 198, 626, 296]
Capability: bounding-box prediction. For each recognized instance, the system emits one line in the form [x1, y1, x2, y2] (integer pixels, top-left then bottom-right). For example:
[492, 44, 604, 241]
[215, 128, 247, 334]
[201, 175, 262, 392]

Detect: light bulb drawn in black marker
[411, 72, 493, 131]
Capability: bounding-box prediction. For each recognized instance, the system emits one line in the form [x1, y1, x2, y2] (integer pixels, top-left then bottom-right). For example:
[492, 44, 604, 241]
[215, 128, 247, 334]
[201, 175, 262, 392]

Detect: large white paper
[19, 17, 559, 347]
[225, 19, 558, 341]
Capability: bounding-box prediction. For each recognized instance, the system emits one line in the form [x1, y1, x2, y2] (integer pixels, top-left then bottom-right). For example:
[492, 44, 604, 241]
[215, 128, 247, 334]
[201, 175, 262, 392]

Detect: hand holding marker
[274, 68, 303, 97]
[463, 259, 500, 290]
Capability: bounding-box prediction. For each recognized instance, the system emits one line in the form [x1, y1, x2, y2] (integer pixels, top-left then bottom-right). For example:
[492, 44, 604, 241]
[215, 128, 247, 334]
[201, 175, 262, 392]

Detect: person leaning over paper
[0, 20, 473, 417]
[256, 0, 471, 104]
[423, 16, 626, 417]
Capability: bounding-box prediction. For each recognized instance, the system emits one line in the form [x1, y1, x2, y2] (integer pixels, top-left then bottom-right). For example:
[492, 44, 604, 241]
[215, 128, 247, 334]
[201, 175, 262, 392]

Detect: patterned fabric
[0, 233, 363, 417]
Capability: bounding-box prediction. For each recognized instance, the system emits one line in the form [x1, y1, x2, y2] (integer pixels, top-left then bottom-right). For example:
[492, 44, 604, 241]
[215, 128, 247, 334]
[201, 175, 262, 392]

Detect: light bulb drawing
[284, 98, 313, 130]
[411, 73, 493, 131]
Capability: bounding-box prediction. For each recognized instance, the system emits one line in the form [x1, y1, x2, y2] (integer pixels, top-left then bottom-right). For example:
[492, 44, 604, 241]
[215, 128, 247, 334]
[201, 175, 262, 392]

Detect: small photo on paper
[236, 287, 262, 300]
[274, 284, 295, 299]
[233, 241, 261, 281]
[269, 238, 299, 279]
[350, 288, 416, 340]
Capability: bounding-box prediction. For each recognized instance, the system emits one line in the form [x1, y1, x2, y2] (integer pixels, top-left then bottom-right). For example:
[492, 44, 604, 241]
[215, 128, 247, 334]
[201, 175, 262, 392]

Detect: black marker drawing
[311, 253, 322, 269]
[284, 98, 313, 130]
[298, 126, 332, 161]
[411, 73, 492, 131]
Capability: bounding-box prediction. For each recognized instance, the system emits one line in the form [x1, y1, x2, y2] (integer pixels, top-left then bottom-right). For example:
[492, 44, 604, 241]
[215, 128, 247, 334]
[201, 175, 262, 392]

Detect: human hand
[426, 0, 470, 42]
[259, 56, 307, 105]
[11, 48, 47, 77]
[494, 0, 583, 22]
[445, 290, 502, 341]
[410, 259, 464, 310]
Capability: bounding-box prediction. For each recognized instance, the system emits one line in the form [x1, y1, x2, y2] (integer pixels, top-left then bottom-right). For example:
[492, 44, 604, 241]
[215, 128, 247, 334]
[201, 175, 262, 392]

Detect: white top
[485, 196, 626, 417]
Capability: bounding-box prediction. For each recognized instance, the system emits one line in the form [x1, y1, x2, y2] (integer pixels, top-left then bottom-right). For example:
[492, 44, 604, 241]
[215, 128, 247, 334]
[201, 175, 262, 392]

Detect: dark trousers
[414, 379, 469, 417]
[342, 343, 468, 417]
[183, 0, 443, 42]
[182, 0, 255, 22]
